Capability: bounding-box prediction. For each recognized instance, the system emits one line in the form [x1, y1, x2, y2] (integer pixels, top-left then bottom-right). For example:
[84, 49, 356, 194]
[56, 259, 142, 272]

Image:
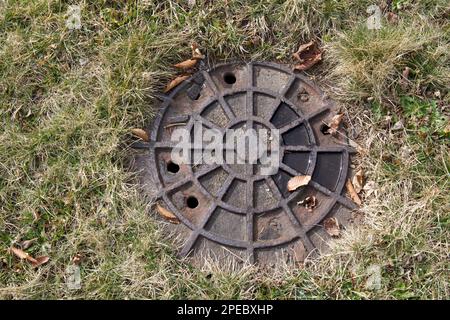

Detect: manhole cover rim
[146, 61, 358, 265]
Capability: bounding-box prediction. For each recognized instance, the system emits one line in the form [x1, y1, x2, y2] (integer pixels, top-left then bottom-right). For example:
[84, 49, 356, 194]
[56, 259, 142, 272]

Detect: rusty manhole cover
[144, 62, 358, 266]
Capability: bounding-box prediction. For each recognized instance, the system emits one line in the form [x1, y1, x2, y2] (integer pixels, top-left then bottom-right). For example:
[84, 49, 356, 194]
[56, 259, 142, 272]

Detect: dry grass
[0, 0, 449, 299]
[326, 19, 449, 102]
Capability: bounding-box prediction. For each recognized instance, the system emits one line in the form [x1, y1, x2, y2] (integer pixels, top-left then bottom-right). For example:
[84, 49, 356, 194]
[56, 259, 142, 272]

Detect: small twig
[164, 122, 188, 129]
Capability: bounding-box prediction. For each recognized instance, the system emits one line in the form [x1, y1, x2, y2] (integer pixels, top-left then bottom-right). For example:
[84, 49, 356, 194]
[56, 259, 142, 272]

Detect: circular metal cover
[146, 62, 358, 266]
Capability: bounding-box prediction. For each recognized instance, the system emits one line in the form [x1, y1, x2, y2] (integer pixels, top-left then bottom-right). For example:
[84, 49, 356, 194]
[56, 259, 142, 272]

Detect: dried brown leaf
[174, 58, 198, 70]
[400, 66, 411, 90]
[297, 196, 317, 211]
[32, 210, 40, 222]
[188, 0, 196, 9]
[20, 238, 38, 250]
[386, 12, 398, 24]
[363, 180, 377, 197]
[292, 41, 314, 61]
[352, 169, 364, 194]
[10, 246, 33, 260]
[31, 256, 49, 267]
[10, 245, 50, 267]
[434, 90, 441, 98]
[391, 120, 404, 131]
[287, 175, 311, 192]
[156, 204, 180, 224]
[131, 128, 149, 142]
[292, 41, 322, 71]
[10, 246, 38, 264]
[444, 122, 450, 134]
[164, 75, 190, 93]
[326, 114, 344, 135]
[191, 42, 205, 60]
[293, 53, 322, 71]
[402, 66, 411, 79]
[72, 253, 82, 265]
[346, 179, 362, 206]
[323, 217, 340, 237]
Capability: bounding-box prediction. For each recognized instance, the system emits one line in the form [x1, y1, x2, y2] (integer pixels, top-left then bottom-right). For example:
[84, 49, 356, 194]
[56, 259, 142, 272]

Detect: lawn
[0, 0, 448, 299]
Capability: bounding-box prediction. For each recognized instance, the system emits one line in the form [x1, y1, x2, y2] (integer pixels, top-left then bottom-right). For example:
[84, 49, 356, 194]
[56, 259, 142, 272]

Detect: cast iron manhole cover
[145, 62, 358, 265]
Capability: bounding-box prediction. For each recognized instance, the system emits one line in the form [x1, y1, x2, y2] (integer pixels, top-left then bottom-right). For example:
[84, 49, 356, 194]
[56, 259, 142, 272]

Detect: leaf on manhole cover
[131, 128, 149, 142]
[9, 246, 49, 267]
[191, 42, 205, 60]
[287, 175, 311, 192]
[297, 196, 317, 211]
[164, 74, 190, 93]
[346, 179, 362, 206]
[156, 204, 180, 224]
[352, 169, 365, 194]
[323, 217, 340, 237]
[292, 41, 322, 71]
[326, 114, 344, 135]
[174, 58, 198, 70]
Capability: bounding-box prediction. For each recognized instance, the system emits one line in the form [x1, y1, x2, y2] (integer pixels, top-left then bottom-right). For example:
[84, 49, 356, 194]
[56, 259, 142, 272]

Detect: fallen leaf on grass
[292, 41, 313, 61]
[174, 58, 198, 70]
[32, 210, 40, 222]
[434, 90, 441, 98]
[402, 66, 411, 79]
[167, 43, 203, 93]
[20, 238, 38, 250]
[444, 122, 450, 134]
[287, 175, 311, 192]
[188, 0, 196, 9]
[10, 246, 33, 261]
[323, 217, 340, 237]
[131, 128, 149, 142]
[156, 204, 180, 224]
[346, 179, 362, 206]
[191, 42, 205, 60]
[31, 256, 49, 267]
[164, 74, 190, 93]
[400, 66, 410, 90]
[352, 169, 364, 194]
[9, 246, 49, 267]
[326, 114, 344, 135]
[386, 12, 398, 24]
[297, 196, 317, 211]
[292, 41, 322, 71]
[363, 180, 377, 197]
[391, 120, 404, 131]
[72, 253, 82, 265]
